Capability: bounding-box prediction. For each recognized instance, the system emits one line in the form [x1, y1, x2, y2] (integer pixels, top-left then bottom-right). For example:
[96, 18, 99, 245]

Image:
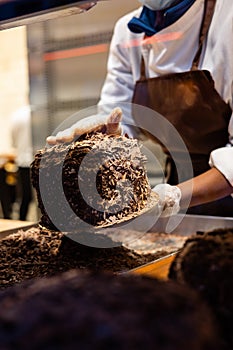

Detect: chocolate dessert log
[169, 228, 233, 350]
[0, 270, 220, 350]
[31, 133, 158, 232]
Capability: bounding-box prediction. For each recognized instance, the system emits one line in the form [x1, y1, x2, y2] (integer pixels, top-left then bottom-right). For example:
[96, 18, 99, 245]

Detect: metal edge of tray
[125, 252, 178, 280]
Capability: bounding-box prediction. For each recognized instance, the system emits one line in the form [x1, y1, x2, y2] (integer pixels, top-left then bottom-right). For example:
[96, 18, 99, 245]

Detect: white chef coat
[11, 105, 33, 168]
[98, 0, 233, 186]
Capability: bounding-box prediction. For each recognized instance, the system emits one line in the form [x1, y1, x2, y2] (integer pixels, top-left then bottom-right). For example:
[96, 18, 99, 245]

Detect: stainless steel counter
[149, 213, 233, 235]
[0, 219, 35, 240]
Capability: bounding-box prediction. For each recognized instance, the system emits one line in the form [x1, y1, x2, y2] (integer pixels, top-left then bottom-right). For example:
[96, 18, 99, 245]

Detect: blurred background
[0, 0, 165, 222]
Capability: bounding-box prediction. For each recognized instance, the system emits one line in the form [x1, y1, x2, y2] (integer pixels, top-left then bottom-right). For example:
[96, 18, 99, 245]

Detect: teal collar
[128, 0, 196, 36]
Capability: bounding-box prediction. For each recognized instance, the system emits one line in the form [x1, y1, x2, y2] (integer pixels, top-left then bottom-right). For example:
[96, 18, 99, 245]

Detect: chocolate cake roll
[169, 228, 233, 350]
[0, 270, 220, 350]
[31, 133, 158, 232]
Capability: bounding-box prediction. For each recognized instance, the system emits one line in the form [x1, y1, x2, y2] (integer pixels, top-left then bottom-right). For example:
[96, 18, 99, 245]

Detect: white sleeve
[97, 17, 137, 137]
[209, 109, 233, 186]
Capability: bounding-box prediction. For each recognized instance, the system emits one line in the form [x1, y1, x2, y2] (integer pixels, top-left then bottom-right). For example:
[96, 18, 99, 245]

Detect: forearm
[178, 167, 233, 209]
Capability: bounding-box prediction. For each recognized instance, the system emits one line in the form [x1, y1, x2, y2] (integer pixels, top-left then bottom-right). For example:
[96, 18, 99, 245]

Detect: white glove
[46, 107, 122, 145]
[152, 184, 181, 217]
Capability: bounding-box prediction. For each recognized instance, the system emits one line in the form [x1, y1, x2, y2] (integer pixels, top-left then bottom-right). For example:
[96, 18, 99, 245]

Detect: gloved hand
[46, 107, 122, 145]
[152, 183, 181, 217]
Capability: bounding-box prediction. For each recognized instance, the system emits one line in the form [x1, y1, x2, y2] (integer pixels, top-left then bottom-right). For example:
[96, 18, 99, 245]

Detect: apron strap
[140, 54, 147, 80]
[191, 0, 216, 70]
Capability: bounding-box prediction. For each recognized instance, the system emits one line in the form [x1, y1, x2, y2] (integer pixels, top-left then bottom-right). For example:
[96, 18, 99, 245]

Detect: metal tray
[127, 214, 233, 279]
[149, 213, 233, 235]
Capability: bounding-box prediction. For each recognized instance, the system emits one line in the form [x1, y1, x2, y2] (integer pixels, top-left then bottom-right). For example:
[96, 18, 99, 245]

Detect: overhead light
[0, 1, 100, 30]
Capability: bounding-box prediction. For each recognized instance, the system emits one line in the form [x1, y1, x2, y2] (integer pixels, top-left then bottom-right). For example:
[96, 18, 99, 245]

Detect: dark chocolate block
[169, 228, 233, 350]
[0, 270, 220, 350]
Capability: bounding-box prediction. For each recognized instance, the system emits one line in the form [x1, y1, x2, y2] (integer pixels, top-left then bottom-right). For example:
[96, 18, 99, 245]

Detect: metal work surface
[0, 219, 36, 240]
[149, 213, 233, 235]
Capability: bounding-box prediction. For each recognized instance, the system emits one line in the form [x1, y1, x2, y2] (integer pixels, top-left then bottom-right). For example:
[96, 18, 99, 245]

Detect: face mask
[138, 0, 180, 10]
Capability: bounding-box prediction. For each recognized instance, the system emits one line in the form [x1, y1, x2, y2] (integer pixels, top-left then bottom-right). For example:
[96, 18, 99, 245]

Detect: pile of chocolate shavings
[0, 226, 166, 290]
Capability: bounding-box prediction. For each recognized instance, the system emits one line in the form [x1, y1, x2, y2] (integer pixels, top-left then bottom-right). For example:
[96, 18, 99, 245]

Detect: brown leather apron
[132, 0, 233, 216]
